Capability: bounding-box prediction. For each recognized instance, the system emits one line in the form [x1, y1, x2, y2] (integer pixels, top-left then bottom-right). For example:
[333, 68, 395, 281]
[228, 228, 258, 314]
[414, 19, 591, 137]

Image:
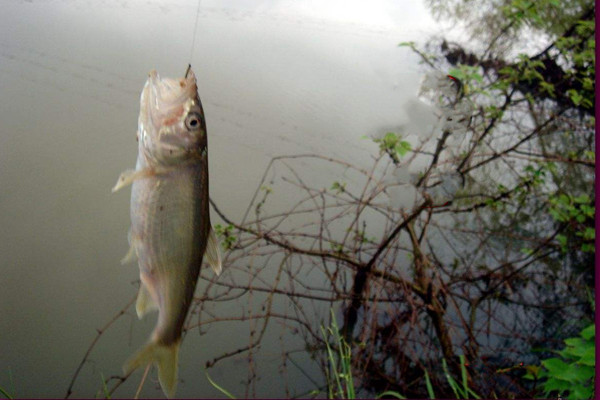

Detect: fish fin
[135, 282, 158, 319]
[123, 340, 180, 399]
[112, 169, 139, 192]
[121, 244, 137, 264]
[112, 167, 161, 193]
[121, 229, 138, 265]
[206, 227, 222, 276]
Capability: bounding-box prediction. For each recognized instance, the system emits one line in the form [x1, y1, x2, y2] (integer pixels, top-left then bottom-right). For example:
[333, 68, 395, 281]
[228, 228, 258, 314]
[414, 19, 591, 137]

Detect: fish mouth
[148, 69, 197, 106]
[143, 69, 199, 129]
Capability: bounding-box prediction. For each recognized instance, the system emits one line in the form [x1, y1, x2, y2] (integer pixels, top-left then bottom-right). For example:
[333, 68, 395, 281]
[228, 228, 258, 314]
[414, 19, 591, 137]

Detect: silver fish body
[113, 68, 221, 398]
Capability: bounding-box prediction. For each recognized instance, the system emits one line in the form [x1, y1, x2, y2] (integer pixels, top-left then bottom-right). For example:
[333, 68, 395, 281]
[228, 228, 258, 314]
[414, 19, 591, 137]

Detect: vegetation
[533, 323, 595, 399]
[321, 310, 356, 399]
[66, 0, 594, 398]
[0, 370, 14, 400]
[0, 386, 12, 400]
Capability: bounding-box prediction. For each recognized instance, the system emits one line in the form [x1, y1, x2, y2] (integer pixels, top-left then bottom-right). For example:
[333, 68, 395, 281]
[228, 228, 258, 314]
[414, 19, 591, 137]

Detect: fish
[112, 67, 222, 398]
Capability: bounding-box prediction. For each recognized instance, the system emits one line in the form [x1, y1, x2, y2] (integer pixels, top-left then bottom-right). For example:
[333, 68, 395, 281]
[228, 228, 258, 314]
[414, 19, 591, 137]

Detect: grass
[320, 310, 356, 399]
[321, 310, 480, 399]
[442, 355, 480, 399]
[0, 369, 14, 400]
[100, 373, 111, 399]
[0, 386, 12, 400]
[206, 370, 236, 399]
[205, 309, 481, 399]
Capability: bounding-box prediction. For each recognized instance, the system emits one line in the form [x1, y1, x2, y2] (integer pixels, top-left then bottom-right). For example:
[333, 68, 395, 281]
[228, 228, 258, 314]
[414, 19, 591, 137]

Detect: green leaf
[522, 372, 536, 380]
[571, 385, 593, 400]
[396, 140, 412, 156]
[558, 194, 570, 204]
[542, 358, 569, 374]
[542, 377, 570, 394]
[578, 350, 595, 366]
[539, 81, 555, 96]
[448, 67, 462, 80]
[570, 364, 595, 381]
[398, 41, 415, 47]
[521, 247, 534, 256]
[331, 181, 347, 194]
[580, 324, 595, 340]
[582, 227, 595, 240]
[580, 204, 595, 217]
[549, 207, 567, 222]
[567, 89, 583, 106]
[523, 365, 541, 379]
[562, 338, 593, 357]
[574, 194, 591, 204]
[581, 243, 594, 252]
[542, 358, 589, 383]
[556, 234, 567, 247]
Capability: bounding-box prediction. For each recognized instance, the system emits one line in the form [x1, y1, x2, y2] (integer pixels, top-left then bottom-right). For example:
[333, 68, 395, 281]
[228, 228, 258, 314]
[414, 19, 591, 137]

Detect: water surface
[0, 1, 438, 397]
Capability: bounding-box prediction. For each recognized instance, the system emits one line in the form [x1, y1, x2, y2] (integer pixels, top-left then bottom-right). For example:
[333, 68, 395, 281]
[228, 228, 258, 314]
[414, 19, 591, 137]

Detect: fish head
[138, 69, 207, 165]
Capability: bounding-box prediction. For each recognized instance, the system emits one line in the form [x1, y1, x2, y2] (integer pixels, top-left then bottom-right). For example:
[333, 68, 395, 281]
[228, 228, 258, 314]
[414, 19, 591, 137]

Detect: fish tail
[123, 340, 181, 398]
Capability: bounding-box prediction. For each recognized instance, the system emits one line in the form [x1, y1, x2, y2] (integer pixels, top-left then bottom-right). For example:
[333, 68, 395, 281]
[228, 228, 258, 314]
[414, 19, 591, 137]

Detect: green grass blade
[466, 387, 481, 399]
[205, 371, 236, 399]
[376, 390, 407, 399]
[322, 326, 344, 397]
[327, 311, 347, 398]
[100, 373, 111, 399]
[1, 369, 15, 400]
[321, 309, 357, 399]
[424, 369, 436, 399]
[458, 355, 479, 398]
[459, 355, 467, 392]
[0, 385, 12, 400]
[340, 340, 354, 398]
[442, 358, 462, 398]
[337, 321, 355, 397]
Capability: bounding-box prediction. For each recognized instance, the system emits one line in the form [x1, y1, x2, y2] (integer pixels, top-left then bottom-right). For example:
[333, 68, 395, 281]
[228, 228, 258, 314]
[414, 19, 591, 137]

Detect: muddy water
[0, 0, 438, 397]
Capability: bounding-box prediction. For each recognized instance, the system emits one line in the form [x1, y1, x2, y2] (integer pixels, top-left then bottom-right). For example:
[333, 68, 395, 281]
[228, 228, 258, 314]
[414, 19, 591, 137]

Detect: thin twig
[65, 295, 136, 399]
[134, 364, 151, 399]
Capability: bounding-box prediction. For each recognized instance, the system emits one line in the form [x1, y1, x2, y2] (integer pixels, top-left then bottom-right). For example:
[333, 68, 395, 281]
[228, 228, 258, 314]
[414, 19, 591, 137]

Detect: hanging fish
[112, 67, 222, 398]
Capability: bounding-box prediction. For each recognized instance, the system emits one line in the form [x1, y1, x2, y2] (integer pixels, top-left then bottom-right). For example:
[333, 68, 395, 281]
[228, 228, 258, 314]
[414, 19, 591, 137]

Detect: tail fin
[123, 340, 181, 398]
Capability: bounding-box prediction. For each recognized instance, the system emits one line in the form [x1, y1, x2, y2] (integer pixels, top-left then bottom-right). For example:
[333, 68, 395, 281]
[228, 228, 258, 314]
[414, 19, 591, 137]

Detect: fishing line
[188, 0, 202, 68]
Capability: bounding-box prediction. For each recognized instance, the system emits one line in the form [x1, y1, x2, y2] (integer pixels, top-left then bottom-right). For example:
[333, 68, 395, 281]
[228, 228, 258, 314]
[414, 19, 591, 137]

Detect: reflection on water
[0, 0, 438, 397]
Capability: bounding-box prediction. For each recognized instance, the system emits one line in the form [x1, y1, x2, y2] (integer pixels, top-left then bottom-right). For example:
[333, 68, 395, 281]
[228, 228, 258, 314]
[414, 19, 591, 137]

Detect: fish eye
[185, 112, 202, 130]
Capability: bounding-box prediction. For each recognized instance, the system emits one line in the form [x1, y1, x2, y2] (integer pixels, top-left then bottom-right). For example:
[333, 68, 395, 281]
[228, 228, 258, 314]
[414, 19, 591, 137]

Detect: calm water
[0, 0, 440, 397]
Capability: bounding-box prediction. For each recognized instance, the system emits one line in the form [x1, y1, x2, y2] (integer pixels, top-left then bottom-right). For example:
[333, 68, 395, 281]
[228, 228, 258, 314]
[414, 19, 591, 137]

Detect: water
[0, 0, 439, 397]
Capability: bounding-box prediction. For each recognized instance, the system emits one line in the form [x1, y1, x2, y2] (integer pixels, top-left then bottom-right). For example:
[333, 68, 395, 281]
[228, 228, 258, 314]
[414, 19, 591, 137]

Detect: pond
[0, 0, 443, 397]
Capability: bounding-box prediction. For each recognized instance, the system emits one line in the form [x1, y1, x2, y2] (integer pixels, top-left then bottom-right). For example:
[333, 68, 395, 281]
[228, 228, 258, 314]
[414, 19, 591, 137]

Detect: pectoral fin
[112, 167, 164, 193]
[112, 169, 140, 192]
[206, 227, 222, 276]
[136, 282, 159, 319]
